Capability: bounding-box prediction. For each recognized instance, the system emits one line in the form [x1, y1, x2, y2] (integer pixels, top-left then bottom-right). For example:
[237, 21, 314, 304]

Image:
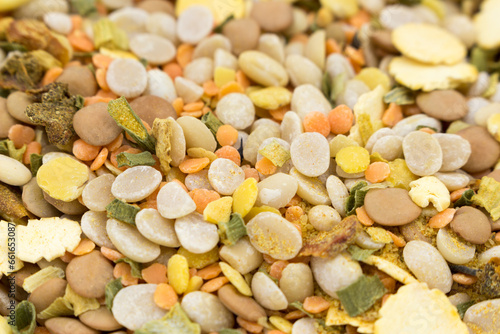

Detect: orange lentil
[146, 182, 167, 202]
[189, 268, 197, 277]
[95, 68, 109, 91]
[101, 247, 125, 262]
[303, 296, 331, 313]
[303, 111, 331, 137]
[286, 195, 302, 207]
[96, 89, 118, 99]
[41, 67, 63, 86]
[92, 53, 113, 69]
[348, 9, 371, 28]
[172, 97, 184, 116]
[452, 273, 478, 285]
[450, 188, 470, 202]
[84, 96, 113, 106]
[236, 317, 263, 334]
[290, 33, 309, 44]
[326, 38, 341, 55]
[60, 251, 75, 263]
[183, 101, 205, 112]
[105, 133, 123, 152]
[215, 146, 241, 166]
[154, 283, 178, 310]
[179, 157, 211, 174]
[218, 81, 244, 99]
[22, 141, 42, 165]
[382, 103, 403, 127]
[142, 263, 168, 284]
[139, 201, 157, 210]
[428, 208, 456, 229]
[201, 106, 211, 115]
[95, 1, 107, 15]
[381, 277, 397, 293]
[263, 254, 277, 264]
[90, 147, 108, 171]
[387, 231, 406, 248]
[162, 62, 183, 80]
[70, 15, 83, 31]
[356, 206, 374, 226]
[495, 232, 500, 243]
[269, 260, 288, 280]
[216, 124, 239, 146]
[176, 44, 194, 68]
[203, 80, 219, 97]
[72, 139, 101, 161]
[418, 127, 436, 135]
[364, 162, 391, 183]
[285, 206, 304, 222]
[268, 105, 288, 122]
[180, 110, 203, 118]
[267, 331, 286, 334]
[243, 166, 260, 182]
[284, 310, 306, 320]
[235, 70, 250, 90]
[189, 189, 221, 214]
[255, 157, 277, 175]
[345, 45, 365, 66]
[70, 239, 96, 256]
[328, 105, 354, 135]
[8, 124, 35, 149]
[68, 29, 94, 52]
[200, 276, 229, 293]
[113, 262, 138, 286]
[196, 263, 221, 280]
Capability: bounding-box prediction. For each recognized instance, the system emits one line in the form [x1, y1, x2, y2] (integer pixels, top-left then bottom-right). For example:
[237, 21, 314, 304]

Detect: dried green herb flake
[336, 274, 387, 317]
[347, 245, 376, 261]
[116, 151, 156, 168]
[218, 213, 247, 246]
[106, 198, 140, 225]
[105, 278, 123, 311]
[201, 111, 224, 138]
[345, 181, 368, 216]
[115, 258, 143, 279]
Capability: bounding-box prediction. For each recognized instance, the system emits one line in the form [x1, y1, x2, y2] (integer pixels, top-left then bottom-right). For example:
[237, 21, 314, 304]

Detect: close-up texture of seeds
[1, 0, 500, 334]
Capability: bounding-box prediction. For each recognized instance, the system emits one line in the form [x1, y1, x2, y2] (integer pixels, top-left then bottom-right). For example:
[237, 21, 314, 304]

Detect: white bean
[174, 212, 219, 254]
[111, 166, 162, 203]
[136, 208, 180, 247]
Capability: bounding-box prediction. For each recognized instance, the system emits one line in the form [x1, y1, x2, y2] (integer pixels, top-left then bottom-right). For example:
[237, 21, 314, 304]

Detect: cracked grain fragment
[16, 217, 81, 263]
[374, 283, 468, 334]
[152, 118, 173, 174]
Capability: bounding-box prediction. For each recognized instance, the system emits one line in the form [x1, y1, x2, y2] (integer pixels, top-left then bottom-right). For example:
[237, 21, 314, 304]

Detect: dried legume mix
[1, 0, 500, 333]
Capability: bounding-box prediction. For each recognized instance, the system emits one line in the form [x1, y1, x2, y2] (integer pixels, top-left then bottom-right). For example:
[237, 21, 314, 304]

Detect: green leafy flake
[106, 198, 140, 225]
[0, 88, 10, 98]
[331, 72, 346, 104]
[383, 86, 416, 105]
[134, 303, 201, 334]
[37, 297, 74, 320]
[218, 330, 241, 334]
[289, 301, 314, 318]
[105, 278, 123, 311]
[456, 300, 474, 319]
[472, 177, 500, 220]
[398, 0, 421, 6]
[470, 47, 490, 72]
[115, 258, 143, 279]
[201, 111, 224, 138]
[336, 274, 387, 317]
[26, 83, 81, 146]
[293, 0, 321, 11]
[415, 125, 438, 132]
[93, 18, 129, 50]
[0, 41, 27, 52]
[30, 154, 43, 176]
[213, 14, 234, 34]
[321, 71, 332, 103]
[13, 301, 36, 334]
[483, 72, 499, 98]
[64, 284, 100, 316]
[0, 139, 8, 156]
[108, 96, 156, 153]
[117, 151, 156, 168]
[23, 266, 65, 293]
[71, 0, 98, 17]
[139, 58, 149, 68]
[345, 181, 368, 216]
[453, 189, 474, 208]
[218, 213, 247, 246]
[0, 53, 44, 91]
[347, 245, 376, 261]
[258, 139, 291, 167]
[75, 95, 85, 110]
[257, 266, 279, 285]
